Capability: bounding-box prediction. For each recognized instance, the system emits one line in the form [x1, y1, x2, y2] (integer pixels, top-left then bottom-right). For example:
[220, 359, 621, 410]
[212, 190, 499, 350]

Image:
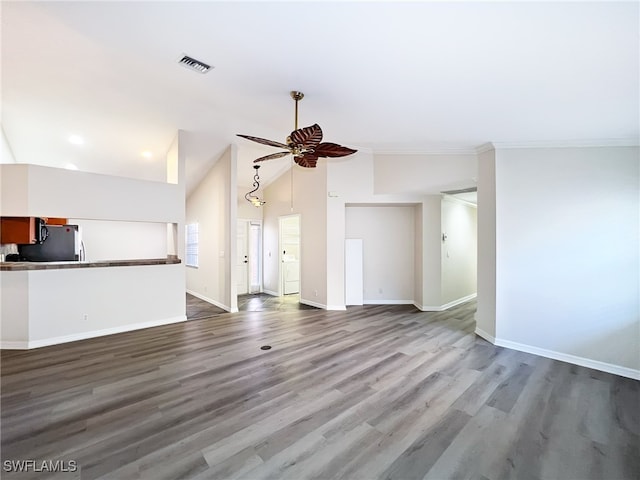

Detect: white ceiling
[2, 1, 638, 195]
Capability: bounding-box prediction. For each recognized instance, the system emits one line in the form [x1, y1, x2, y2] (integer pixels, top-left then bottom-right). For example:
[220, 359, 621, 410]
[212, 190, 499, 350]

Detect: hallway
[186, 293, 315, 319]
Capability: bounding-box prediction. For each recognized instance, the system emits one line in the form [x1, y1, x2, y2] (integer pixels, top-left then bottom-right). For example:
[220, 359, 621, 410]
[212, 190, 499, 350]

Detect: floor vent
[178, 55, 212, 74]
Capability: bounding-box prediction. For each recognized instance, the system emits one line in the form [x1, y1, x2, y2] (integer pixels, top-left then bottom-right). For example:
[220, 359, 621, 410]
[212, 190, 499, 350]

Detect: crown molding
[475, 142, 495, 154]
[374, 138, 639, 157]
[489, 138, 639, 149]
[373, 146, 478, 156]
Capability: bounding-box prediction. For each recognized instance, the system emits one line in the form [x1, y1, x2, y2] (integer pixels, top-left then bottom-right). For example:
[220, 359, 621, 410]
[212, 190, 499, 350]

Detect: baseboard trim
[474, 326, 497, 344]
[415, 293, 477, 312]
[263, 289, 278, 297]
[364, 300, 414, 305]
[474, 327, 640, 380]
[1, 315, 187, 350]
[0, 341, 29, 349]
[326, 305, 347, 311]
[187, 289, 233, 313]
[299, 299, 329, 310]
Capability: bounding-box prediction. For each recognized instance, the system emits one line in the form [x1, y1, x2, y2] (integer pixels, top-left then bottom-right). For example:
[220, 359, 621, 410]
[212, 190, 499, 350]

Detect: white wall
[0, 270, 28, 343]
[374, 153, 477, 195]
[441, 196, 477, 304]
[491, 146, 639, 378]
[27, 266, 185, 343]
[263, 163, 328, 307]
[0, 164, 183, 222]
[1, 265, 184, 348]
[1, 125, 17, 164]
[68, 219, 168, 262]
[186, 146, 237, 312]
[346, 205, 416, 303]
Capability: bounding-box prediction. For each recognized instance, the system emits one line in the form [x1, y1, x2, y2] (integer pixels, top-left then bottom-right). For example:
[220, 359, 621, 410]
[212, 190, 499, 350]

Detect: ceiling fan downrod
[290, 91, 304, 131]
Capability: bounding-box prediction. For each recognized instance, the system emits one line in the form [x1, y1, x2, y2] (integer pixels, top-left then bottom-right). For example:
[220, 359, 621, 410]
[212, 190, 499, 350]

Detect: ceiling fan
[237, 91, 357, 168]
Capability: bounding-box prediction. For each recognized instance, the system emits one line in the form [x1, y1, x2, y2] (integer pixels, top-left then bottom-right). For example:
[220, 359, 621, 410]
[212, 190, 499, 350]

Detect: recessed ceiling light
[65, 163, 79, 170]
[141, 151, 153, 159]
[68, 135, 84, 145]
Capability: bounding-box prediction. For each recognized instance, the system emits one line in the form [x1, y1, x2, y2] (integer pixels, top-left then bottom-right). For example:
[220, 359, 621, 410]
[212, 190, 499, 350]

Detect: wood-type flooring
[1, 299, 639, 479]
[187, 293, 313, 320]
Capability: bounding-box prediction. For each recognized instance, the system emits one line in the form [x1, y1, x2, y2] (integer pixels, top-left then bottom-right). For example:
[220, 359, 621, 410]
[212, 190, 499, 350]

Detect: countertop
[0, 257, 181, 271]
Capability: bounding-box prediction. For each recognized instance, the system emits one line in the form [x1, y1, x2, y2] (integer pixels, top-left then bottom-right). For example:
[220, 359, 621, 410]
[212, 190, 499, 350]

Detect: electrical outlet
[378, 288, 383, 294]
[83, 314, 88, 321]
[314, 290, 318, 297]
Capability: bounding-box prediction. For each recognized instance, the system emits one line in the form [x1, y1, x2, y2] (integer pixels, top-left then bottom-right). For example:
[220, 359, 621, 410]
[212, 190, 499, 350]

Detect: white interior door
[248, 222, 262, 293]
[236, 220, 249, 295]
[280, 215, 300, 295]
[345, 239, 364, 305]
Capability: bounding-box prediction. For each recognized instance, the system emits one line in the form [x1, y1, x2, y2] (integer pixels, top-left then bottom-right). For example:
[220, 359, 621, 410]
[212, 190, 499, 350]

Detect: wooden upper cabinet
[0, 217, 68, 244]
[1, 217, 36, 244]
[45, 218, 68, 226]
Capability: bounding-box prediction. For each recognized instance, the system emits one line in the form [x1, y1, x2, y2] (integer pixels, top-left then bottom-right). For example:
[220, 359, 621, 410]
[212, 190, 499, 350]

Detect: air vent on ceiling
[178, 55, 212, 74]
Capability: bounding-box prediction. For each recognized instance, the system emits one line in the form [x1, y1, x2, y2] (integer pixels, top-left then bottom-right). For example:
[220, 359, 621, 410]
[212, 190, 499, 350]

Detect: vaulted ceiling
[2, 2, 637, 194]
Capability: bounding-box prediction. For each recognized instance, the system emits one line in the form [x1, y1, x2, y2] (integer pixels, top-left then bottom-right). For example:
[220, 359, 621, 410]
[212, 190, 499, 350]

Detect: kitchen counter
[0, 257, 181, 271]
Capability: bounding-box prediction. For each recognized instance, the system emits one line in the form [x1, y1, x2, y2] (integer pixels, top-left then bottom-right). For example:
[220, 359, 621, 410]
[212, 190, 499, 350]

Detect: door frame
[237, 218, 263, 296]
[248, 220, 263, 294]
[278, 214, 301, 298]
[236, 219, 249, 296]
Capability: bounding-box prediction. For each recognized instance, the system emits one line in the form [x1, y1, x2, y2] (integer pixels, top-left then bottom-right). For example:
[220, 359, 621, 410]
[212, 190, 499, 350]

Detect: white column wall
[475, 147, 497, 339]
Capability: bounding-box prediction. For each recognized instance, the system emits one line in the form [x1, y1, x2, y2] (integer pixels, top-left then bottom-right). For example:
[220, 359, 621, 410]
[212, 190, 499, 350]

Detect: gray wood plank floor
[1, 299, 638, 480]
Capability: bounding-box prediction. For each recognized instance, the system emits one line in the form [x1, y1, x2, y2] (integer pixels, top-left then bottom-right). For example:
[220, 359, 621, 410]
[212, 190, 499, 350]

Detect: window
[185, 223, 199, 267]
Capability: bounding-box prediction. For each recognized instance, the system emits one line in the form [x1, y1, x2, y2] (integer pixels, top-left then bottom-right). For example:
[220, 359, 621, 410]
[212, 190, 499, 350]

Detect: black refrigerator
[18, 225, 80, 261]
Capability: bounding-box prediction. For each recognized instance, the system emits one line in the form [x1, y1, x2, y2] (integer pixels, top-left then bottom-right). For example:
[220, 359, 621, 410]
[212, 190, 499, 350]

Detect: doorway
[279, 214, 300, 297]
[237, 219, 262, 296]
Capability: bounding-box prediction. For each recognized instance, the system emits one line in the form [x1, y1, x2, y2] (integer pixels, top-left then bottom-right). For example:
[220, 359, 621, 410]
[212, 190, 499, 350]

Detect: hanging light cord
[290, 93, 300, 211]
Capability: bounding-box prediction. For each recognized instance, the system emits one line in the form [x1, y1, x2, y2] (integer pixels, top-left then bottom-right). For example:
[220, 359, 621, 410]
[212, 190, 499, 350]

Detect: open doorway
[279, 214, 300, 297]
[237, 219, 262, 296]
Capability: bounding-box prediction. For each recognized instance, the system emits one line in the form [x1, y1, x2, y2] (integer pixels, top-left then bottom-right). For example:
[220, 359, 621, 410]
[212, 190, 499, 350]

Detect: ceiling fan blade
[290, 124, 323, 148]
[314, 143, 358, 158]
[294, 153, 319, 168]
[237, 134, 289, 149]
[253, 151, 290, 163]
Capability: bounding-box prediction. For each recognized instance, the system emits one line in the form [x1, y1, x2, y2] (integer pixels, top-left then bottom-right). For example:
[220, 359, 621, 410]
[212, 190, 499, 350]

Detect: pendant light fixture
[245, 165, 266, 207]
